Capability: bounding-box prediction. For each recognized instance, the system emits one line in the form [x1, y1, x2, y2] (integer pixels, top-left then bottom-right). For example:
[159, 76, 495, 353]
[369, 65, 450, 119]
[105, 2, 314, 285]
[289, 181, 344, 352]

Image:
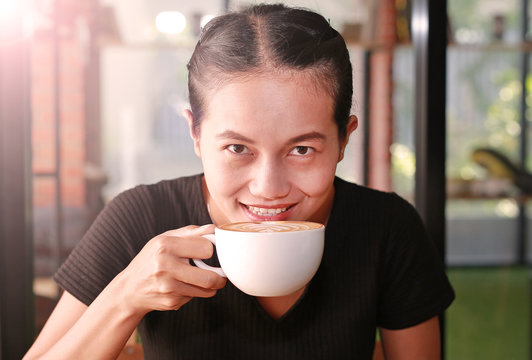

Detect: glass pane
[101, 47, 202, 200]
[336, 46, 366, 185]
[447, 199, 520, 265]
[449, 0, 521, 44]
[446, 49, 522, 266]
[446, 0, 530, 357]
[391, 45, 415, 201]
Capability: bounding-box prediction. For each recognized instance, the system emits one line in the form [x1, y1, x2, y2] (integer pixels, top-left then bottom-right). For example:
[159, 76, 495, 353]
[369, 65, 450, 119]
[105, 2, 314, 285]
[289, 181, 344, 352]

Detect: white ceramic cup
[193, 221, 325, 297]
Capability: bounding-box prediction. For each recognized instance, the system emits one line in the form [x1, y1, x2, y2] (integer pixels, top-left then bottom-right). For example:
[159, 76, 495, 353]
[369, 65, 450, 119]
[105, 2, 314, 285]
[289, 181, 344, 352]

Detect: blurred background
[0, 0, 531, 358]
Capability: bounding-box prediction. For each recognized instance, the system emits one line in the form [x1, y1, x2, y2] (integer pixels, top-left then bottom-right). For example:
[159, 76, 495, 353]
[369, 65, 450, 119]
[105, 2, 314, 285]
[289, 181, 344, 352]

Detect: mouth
[241, 203, 294, 220]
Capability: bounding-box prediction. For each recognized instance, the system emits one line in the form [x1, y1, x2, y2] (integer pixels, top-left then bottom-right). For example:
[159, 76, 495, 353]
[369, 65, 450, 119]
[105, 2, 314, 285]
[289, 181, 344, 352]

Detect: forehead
[203, 71, 334, 117]
[199, 73, 338, 140]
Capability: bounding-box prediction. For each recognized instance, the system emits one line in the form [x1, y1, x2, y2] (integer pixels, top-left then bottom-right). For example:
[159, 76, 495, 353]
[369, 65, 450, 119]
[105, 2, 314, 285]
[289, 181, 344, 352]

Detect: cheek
[202, 157, 247, 197]
[291, 161, 337, 196]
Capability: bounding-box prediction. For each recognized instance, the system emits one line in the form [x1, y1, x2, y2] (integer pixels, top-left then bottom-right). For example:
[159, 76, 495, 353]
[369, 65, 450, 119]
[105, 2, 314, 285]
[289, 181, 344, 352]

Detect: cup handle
[192, 234, 226, 277]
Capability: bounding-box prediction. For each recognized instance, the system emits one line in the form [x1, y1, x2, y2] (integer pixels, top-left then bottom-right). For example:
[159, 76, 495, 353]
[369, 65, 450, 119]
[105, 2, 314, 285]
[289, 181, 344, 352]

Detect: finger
[157, 282, 220, 311]
[164, 224, 215, 237]
[154, 234, 214, 260]
[156, 278, 220, 301]
[173, 261, 227, 290]
[173, 280, 224, 299]
[153, 254, 226, 290]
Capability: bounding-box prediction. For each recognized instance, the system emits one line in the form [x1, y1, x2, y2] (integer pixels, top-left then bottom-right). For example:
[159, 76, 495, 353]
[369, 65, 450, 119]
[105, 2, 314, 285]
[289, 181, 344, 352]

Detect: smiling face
[186, 72, 357, 226]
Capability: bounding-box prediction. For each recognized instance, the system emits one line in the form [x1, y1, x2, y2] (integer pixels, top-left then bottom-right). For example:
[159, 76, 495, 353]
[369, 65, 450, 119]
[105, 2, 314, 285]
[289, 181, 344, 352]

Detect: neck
[202, 175, 226, 226]
[256, 287, 306, 320]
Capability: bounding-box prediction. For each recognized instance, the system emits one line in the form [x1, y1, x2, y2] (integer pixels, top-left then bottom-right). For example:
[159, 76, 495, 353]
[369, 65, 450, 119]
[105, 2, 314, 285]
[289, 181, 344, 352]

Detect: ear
[338, 115, 358, 162]
[183, 109, 202, 158]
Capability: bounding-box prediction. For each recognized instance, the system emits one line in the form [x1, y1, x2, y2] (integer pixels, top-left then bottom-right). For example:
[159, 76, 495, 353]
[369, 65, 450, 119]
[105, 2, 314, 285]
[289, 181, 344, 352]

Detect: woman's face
[186, 72, 357, 226]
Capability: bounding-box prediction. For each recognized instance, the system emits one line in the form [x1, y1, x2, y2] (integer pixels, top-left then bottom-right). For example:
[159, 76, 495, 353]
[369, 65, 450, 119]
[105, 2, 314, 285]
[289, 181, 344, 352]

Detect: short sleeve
[54, 185, 156, 305]
[376, 194, 455, 329]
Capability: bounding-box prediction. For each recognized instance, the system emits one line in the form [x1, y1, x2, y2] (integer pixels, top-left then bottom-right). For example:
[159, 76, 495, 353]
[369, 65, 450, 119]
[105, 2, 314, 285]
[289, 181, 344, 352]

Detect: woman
[25, 4, 454, 359]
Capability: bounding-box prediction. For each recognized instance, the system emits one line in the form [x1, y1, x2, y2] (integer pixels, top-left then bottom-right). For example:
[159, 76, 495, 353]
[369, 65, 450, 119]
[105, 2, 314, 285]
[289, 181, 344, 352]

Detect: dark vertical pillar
[0, 2, 34, 358]
[363, 50, 371, 186]
[518, 3, 531, 357]
[412, 0, 448, 357]
[520, 0, 529, 170]
[517, 0, 529, 266]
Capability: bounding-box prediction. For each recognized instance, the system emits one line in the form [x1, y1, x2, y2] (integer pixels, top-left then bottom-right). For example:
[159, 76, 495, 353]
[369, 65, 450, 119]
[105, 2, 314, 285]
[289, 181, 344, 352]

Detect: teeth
[247, 206, 287, 216]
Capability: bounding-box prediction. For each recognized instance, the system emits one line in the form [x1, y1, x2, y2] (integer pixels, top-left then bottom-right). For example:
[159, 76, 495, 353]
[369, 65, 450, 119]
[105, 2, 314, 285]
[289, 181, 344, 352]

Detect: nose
[248, 157, 290, 200]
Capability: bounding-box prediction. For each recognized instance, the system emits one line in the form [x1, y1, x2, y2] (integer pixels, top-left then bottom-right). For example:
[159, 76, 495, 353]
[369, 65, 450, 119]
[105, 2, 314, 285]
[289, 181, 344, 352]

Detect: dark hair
[187, 3, 353, 138]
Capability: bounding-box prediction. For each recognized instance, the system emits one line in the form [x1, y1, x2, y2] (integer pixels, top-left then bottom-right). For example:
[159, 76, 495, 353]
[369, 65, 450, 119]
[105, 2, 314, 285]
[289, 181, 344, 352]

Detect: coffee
[194, 220, 325, 296]
[219, 221, 322, 233]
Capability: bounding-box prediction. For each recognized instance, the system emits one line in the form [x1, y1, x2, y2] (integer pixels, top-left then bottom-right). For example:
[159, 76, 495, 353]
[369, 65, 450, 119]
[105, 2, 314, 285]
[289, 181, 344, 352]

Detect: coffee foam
[219, 221, 322, 233]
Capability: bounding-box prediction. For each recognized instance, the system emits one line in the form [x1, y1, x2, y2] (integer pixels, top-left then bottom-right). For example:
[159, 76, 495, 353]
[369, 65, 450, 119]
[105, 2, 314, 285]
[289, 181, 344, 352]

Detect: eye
[289, 146, 314, 156]
[226, 144, 249, 154]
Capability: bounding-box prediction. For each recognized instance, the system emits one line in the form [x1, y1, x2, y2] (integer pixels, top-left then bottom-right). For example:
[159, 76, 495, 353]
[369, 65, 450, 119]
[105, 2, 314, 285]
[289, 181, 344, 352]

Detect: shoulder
[110, 174, 203, 210]
[94, 174, 204, 236]
[334, 177, 417, 220]
[109, 174, 209, 233]
[332, 177, 427, 253]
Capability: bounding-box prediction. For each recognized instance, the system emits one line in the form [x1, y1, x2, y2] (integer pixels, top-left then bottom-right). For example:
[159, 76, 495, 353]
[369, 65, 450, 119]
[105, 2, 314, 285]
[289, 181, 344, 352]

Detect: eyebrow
[287, 131, 327, 144]
[216, 130, 327, 145]
[216, 130, 255, 143]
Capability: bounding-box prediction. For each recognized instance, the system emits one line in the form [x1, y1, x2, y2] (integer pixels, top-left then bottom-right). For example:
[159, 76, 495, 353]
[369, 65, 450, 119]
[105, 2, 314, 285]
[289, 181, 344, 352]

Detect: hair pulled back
[187, 3, 353, 138]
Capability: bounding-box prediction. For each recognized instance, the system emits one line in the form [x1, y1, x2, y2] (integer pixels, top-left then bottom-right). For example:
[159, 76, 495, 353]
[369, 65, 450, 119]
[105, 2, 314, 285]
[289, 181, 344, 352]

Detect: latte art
[220, 221, 322, 233]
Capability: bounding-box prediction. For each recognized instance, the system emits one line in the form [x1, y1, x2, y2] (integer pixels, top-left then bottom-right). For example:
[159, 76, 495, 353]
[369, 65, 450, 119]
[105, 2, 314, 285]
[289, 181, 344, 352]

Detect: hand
[114, 224, 227, 315]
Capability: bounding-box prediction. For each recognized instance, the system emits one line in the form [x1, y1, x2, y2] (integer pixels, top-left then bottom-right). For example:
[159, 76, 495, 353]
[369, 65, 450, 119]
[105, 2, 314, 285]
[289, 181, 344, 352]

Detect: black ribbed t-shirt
[55, 174, 454, 359]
